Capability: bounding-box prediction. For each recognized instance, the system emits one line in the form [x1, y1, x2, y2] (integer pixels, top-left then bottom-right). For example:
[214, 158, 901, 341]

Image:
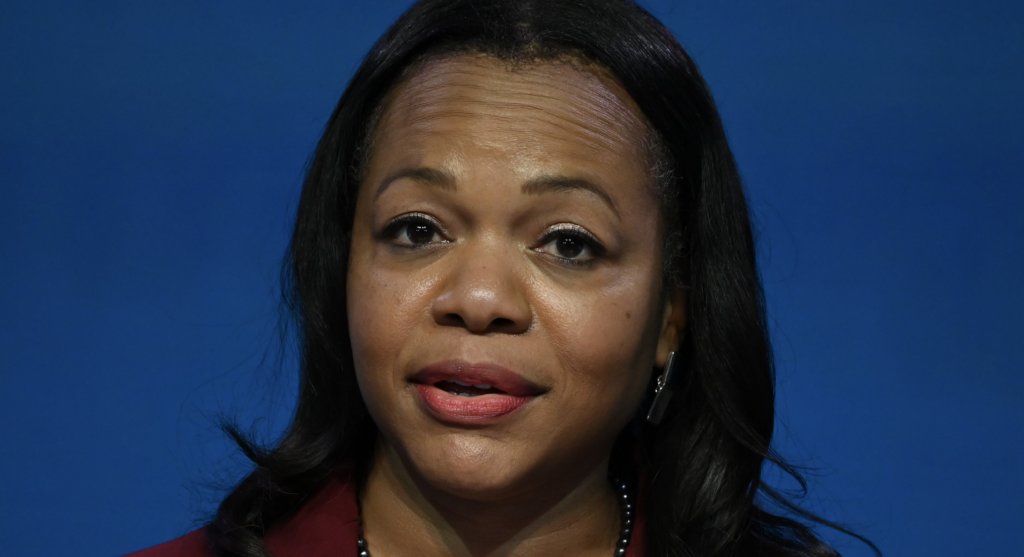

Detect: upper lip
[412, 361, 546, 397]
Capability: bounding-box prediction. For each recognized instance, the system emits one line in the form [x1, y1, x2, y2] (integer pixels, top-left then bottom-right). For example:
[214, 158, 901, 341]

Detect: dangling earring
[646, 351, 681, 425]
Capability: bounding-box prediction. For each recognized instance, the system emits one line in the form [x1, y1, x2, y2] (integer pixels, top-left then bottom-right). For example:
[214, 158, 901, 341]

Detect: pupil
[557, 236, 583, 258]
[408, 223, 433, 244]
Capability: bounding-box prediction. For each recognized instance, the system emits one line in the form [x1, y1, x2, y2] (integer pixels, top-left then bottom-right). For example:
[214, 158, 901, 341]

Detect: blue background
[1, 1, 1021, 555]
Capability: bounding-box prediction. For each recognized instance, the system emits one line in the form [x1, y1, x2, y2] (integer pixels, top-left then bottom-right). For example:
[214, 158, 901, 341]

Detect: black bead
[615, 548, 628, 557]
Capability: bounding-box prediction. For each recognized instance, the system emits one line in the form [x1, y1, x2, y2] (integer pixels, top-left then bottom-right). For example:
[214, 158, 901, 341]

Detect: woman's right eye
[381, 214, 447, 248]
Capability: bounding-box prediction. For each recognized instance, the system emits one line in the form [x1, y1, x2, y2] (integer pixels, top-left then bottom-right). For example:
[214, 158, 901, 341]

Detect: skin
[347, 53, 686, 557]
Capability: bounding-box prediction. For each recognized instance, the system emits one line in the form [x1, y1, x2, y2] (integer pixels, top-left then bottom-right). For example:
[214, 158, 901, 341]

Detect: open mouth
[412, 362, 542, 422]
[433, 380, 508, 397]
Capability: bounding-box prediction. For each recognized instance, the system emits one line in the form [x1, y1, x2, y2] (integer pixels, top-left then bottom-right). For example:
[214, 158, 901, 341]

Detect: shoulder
[122, 467, 360, 557]
[122, 529, 212, 557]
[263, 468, 361, 557]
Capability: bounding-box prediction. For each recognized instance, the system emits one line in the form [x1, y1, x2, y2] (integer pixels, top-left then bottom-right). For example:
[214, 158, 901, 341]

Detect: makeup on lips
[412, 362, 545, 424]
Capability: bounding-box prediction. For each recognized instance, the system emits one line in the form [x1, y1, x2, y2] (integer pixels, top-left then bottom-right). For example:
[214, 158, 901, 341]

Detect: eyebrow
[375, 167, 620, 218]
[375, 167, 457, 200]
[521, 175, 620, 218]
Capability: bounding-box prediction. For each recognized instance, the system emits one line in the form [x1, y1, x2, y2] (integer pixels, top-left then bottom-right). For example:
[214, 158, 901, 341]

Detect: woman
[131, 0, 876, 555]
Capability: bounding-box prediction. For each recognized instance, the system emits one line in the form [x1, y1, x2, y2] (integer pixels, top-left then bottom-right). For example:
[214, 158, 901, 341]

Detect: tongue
[435, 380, 505, 397]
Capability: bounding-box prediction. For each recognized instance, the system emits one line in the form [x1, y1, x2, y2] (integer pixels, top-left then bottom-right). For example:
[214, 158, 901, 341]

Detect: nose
[431, 241, 532, 335]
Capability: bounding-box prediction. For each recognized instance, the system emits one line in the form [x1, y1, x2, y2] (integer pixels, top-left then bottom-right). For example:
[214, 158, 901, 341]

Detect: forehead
[369, 54, 653, 180]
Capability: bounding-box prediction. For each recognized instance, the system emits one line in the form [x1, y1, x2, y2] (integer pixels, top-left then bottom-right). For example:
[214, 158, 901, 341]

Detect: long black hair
[207, 1, 879, 555]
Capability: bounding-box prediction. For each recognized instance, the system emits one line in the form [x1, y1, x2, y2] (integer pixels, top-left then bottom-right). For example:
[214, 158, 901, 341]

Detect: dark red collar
[127, 466, 645, 557]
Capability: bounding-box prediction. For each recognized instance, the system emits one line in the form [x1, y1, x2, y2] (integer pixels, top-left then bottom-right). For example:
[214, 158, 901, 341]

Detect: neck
[360, 442, 620, 557]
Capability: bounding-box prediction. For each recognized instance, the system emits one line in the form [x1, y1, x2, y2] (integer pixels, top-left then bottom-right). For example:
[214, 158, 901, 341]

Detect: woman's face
[348, 54, 683, 500]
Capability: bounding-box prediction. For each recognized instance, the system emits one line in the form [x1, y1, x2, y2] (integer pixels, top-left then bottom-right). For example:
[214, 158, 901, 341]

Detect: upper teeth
[453, 380, 492, 389]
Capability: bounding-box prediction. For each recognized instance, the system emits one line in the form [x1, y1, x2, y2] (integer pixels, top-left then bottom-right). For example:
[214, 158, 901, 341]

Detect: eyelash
[380, 215, 606, 266]
[381, 213, 448, 249]
[535, 224, 607, 267]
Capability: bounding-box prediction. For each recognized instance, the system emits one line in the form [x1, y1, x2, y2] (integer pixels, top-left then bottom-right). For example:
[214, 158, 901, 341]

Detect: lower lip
[416, 384, 534, 423]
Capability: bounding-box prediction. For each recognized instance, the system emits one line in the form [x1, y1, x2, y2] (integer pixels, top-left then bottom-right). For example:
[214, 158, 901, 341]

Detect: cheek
[537, 270, 661, 410]
[347, 237, 438, 410]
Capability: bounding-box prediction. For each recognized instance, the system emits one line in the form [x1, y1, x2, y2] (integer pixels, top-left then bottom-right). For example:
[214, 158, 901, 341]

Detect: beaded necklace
[357, 477, 635, 557]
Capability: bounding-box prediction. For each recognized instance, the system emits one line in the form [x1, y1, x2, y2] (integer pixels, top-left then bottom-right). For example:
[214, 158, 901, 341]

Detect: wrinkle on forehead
[370, 54, 653, 172]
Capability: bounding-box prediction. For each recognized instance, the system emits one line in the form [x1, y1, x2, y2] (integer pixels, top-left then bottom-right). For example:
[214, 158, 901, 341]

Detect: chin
[400, 432, 535, 501]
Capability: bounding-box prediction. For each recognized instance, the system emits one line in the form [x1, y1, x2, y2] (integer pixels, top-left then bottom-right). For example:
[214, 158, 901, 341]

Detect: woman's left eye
[535, 225, 605, 265]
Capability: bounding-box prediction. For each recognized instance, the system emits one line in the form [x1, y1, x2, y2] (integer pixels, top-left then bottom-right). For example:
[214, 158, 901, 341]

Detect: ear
[655, 287, 687, 368]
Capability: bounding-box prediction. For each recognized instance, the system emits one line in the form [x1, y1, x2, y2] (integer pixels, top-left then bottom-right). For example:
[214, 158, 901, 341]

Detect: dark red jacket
[125, 469, 646, 557]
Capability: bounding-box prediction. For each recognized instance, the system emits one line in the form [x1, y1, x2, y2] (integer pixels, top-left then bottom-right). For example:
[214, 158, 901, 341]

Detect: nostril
[436, 313, 522, 333]
[491, 317, 515, 328]
[442, 313, 467, 327]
